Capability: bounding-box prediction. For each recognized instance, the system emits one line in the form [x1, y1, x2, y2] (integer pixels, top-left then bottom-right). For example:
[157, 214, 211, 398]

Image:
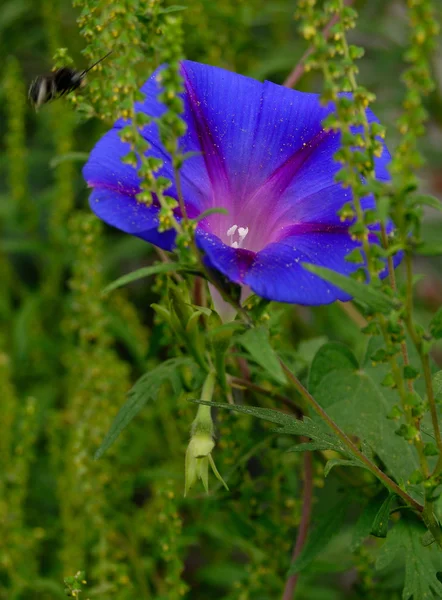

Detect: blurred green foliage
[1, 0, 442, 598]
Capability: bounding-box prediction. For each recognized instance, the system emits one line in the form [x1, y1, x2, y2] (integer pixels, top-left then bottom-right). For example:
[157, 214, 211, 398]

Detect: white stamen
[237, 227, 249, 242]
[226, 224, 249, 249]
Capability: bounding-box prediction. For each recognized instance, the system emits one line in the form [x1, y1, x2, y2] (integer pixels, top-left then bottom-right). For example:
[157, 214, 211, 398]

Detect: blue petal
[89, 188, 176, 251]
[83, 65, 212, 213]
[83, 130, 139, 194]
[196, 230, 255, 284]
[137, 67, 213, 209]
[180, 63, 335, 205]
[83, 60, 397, 306]
[197, 226, 401, 305]
[180, 62, 391, 234]
[243, 232, 362, 305]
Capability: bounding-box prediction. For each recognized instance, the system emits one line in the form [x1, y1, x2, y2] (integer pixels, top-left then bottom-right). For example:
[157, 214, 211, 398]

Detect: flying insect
[28, 51, 112, 110]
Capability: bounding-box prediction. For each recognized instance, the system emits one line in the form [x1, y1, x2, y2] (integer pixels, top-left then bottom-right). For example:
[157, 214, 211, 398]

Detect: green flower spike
[185, 371, 229, 496]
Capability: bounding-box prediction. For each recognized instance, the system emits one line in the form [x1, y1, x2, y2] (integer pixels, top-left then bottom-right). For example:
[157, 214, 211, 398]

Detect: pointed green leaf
[376, 516, 442, 600]
[429, 308, 442, 340]
[95, 358, 196, 459]
[286, 441, 336, 453]
[415, 243, 442, 257]
[303, 263, 395, 313]
[412, 194, 442, 211]
[193, 401, 351, 457]
[103, 262, 182, 294]
[324, 457, 364, 477]
[309, 342, 359, 396]
[351, 491, 389, 550]
[186, 303, 213, 317]
[310, 341, 419, 487]
[371, 493, 396, 538]
[432, 371, 442, 401]
[422, 531, 435, 547]
[49, 151, 89, 168]
[193, 207, 228, 222]
[236, 326, 286, 384]
[207, 321, 245, 340]
[158, 4, 187, 14]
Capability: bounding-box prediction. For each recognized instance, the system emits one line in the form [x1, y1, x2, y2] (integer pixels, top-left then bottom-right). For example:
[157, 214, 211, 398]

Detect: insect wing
[28, 75, 54, 110]
[28, 50, 112, 109]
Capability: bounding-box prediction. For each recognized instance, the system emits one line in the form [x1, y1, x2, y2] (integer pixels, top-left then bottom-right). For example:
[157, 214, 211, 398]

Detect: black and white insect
[28, 51, 112, 110]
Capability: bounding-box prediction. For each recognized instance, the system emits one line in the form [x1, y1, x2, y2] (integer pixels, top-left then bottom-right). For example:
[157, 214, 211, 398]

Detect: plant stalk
[281, 450, 313, 600]
[279, 358, 423, 513]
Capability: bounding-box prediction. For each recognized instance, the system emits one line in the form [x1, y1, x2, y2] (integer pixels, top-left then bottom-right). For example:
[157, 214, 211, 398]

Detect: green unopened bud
[184, 372, 229, 496]
[185, 432, 215, 495]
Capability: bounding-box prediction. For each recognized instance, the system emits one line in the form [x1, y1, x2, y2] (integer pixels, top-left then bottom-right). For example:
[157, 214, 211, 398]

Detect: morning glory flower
[83, 60, 393, 306]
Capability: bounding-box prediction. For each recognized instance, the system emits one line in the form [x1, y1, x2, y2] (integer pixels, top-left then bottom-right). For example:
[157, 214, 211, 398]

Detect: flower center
[226, 224, 249, 249]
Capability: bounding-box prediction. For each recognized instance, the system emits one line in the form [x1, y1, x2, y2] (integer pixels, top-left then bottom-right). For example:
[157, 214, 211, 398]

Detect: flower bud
[184, 373, 229, 495]
[185, 432, 215, 496]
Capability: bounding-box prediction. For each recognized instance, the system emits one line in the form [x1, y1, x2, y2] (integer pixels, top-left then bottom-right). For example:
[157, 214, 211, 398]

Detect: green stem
[279, 358, 423, 513]
[174, 164, 188, 224]
[282, 450, 313, 600]
[380, 225, 413, 393]
[422, 352, 442, 476]
[130, 105, 182, 235]
[336, 0, 379, 278]
[193, 369, 217, 434]
[403, 252, 442, 475]
[337, 0, 438, 503]
[202, 370, 216, 402]
[378, 314, 429, 477]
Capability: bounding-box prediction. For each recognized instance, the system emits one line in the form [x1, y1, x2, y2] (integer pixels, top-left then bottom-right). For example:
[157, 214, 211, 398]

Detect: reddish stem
[281, 450, 313, 600]
[283, 0, 354, 89]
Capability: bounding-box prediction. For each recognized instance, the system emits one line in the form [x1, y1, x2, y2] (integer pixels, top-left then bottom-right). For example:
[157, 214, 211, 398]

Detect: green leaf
[286, 441, 337, 453]
[193, 207, 229, 222]
[236, 326, 286, 384]
[181, 150, 203, 161]
[186, 303, 212, 317]
[158, 4, 187, 13]
[95, 358, 196, 459]
[297, 337, 328, 364]
[103, 262, 182, 294]
[412, 194, 442, 211]
[309, 342, 359, 396]
[422, 531, 436, 547]
[49, 152, 89, 168]
[376, 516, 442, 600]
[371, 493, 396, 538]
[317, 369, 418, 484]
[429, 307, 442, 340]
[323, 457, 364, 477]
[287, 501, 347, 575]
[310, 342, 419, 486]
[432, 371, 442, 401]
[193, 401, 352, 457]
[303, 263, 395, 313]
[351, 491, 389, 550]
[207, 322, 245, 340]
[414, 243, 442, 257]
